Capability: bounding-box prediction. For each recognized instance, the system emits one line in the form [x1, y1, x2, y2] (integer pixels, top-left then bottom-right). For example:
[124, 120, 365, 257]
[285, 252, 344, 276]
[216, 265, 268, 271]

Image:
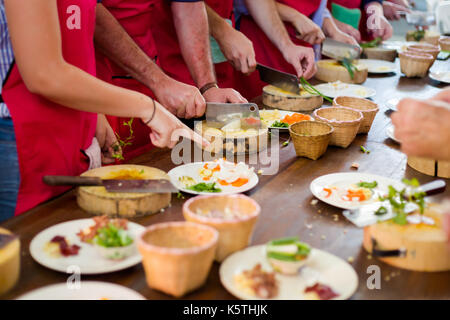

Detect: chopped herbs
[360, 146, 371, 154]
[357, 181, 378, 189]
[176, 192, 185, 199]
[272, 121, 289, 128]
[187, 182, 222, 193]
[282, 138, 291, 147]
[267, 237, 311, 261]
[94, 224, 133, 248]
[360, 37, 382, 49]
[341, 58, 357, 80]
[374, 206, 388, 216]
[112, 118, 135, 161]
[300, 77, 333, 103]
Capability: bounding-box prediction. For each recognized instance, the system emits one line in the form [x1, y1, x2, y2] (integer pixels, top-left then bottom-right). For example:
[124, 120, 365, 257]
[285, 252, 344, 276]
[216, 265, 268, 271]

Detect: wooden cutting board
[77, 165, 172, 218]
[315, 59, 368, 84]
[262, 85, 323, 112]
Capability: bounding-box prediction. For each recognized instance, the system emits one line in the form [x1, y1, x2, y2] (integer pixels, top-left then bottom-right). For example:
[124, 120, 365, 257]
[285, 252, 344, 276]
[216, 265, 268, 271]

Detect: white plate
[220, 245, 358, 300]
[386, 125, 400, 143]
[310, 172, 405, 210]
[314, 83, 376, 99]
[168, 162, 258, 195]
[429, 71, 450, 84]
[359, 59, 396, 74]
[17, 281, 146, 300]
[260, 110, 313, 131]
[30, 219, 145, 275]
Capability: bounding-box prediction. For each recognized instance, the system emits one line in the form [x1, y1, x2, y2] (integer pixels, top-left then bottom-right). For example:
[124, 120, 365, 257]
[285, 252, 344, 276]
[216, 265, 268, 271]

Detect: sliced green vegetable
[360, 146, 371, 154]
[187, 182, 222, 193]
[269, 237, 299, 246]
[357, 181, 378, 189]
[360, 37, 382, 48]
[374, 206, 388, 216]
[341, 58, 357, 80]
[272, 121, 289, 128]
[300, 77, 333, 103]
[94, 223, 133, 248]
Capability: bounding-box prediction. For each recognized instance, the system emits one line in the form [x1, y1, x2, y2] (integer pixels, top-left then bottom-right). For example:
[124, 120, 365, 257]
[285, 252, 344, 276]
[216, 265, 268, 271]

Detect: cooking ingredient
[304, 283, 339, 300]
[375, 206, 388, 216]
[341, 58, 357, 80]
[94, 224, 133, 248]
[77, 216, 129, 243]
[187, 182, 222, 193]
[300, 77, 333, 103]
[343, 187, 372, 202]
[45, 236, 80, 257]
[179, 176, 196, 187]
[360, 146, 371, 154]
[272, 121, 289, 128]
[360, 37, 382, 48]
[266, 237, 311, 275]
[234, 264, 278, 299]
[323, 188, 333, 198]
[112, 118, 134, 161]
[281, 113, 311, 125]
[356, 181, 378, 189]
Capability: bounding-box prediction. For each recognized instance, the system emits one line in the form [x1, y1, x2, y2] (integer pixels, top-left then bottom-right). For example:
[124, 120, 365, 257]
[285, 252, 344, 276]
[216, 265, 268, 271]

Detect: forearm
[276, 2, 303, 25]
[172, 2, 215, 88]
[245, 0, 292, 52]
[322, 17, 339, 37]
[206, 4, 232, 40]
[94, 4, 170, 91]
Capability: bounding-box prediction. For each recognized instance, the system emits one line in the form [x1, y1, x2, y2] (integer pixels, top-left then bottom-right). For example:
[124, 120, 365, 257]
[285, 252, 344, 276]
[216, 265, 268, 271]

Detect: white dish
[314, 82, 376, 99]
[360, 59, 396, 74]
[310, 172, 405, 210]
[260, 109, 313, 131]
[30, 219, 144, 275]
[429, 71, 450, 84]
[386, 125, 400, 143]
[220, 245, 358, 300]
[168, 161, 259, 195]
[17, 281, 146, 300]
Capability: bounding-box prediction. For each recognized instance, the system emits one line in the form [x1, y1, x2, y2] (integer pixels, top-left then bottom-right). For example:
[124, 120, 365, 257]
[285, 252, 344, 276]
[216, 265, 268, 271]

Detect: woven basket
[439, 37, 450, 52]
[289, 121, 333, 160]
[407, 44, 440, 60]
[313, 107, 363, 148]
[399, 51, 434, 78]
[333, 96, 379, 134]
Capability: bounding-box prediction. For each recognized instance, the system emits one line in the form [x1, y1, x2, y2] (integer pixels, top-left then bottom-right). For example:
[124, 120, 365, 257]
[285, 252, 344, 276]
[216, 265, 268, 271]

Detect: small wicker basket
[439, 37, 450, 52]
[333, 96, 379, 134]
[313, 107, 363, 148]
[289, 121, 333, 160]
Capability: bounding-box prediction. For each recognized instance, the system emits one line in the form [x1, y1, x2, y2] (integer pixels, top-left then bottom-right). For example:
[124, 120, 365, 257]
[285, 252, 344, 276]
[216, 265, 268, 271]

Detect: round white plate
[30, 219, 145, 275]
[310, 172, 405, 210]
[260, 110, 313, 131]
[220, 245, 358, 300]
[429, 71, 450, 84]
[386, 125, 400, 143]
[314, 83, 376, 99]
[360, 59, 396, 74]
[168, 162, 258, 195]
[17, 281, 146, 300]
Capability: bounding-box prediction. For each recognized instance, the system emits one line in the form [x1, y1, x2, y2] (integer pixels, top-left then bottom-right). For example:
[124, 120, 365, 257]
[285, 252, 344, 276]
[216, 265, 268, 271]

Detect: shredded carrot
[218, 179, 230, 186]
[323, 188, 333, 198]
[231, 178, 249, 187]
[281, 113, 311, 125]
[344, 189, 367, 201]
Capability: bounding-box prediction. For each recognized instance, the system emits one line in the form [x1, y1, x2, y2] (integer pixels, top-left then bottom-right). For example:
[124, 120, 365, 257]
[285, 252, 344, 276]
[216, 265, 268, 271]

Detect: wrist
[199, 82, 219, 95]
[141, 98, 157, 125]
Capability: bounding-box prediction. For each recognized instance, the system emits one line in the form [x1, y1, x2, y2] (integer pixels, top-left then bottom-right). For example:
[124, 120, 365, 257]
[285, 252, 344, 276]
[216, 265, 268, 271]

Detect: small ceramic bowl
[183, 194, 260, 262]
[138, 222, 218, 297]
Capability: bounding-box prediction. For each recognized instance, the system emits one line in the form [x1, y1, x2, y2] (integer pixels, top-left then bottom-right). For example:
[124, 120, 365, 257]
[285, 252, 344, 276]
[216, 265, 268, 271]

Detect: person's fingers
[290, 54, 304, 79]
[149, 132, 164, 148]
[185, 97, 196, 119]
[176, 104, 187, 119]
[233, 55, 243, 73]
[175, 125, 210, 148]
[226, 90, 246, 103]
[194, 91, 206, 117]
[247, 56, 257, 74]
[302, 51, 316, 79]
[240, 55, 249, 74]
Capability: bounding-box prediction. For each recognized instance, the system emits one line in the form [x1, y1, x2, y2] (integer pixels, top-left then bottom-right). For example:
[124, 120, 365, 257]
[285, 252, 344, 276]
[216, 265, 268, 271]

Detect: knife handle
[43, 175, 103, 187]
[418, 179, 446, 197]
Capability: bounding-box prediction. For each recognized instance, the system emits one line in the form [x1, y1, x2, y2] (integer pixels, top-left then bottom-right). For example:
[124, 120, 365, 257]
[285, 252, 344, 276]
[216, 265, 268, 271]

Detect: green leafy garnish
[187, 182, 222, 193]
[360, 146, 371, 154]
[360, 37, 382, 49]
[374, 206, 388, 216]
[357, 181, 378, 189]
[282, 138, 290, 147]
[94, 223, 133, 248]
[176, 192, 185, 199]
[272, 121, 289, 128]
[300, 77, 333, 103]
[267, 237, 311, 261]
[112, 118, 135, 161]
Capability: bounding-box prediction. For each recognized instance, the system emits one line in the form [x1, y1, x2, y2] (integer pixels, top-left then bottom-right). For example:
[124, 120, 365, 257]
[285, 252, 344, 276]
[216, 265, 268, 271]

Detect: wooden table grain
[2, 60, 450, 300]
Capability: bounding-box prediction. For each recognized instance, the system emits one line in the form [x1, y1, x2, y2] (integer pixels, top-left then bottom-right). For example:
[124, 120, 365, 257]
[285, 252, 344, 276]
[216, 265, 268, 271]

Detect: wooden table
[2, 60, 450, 300]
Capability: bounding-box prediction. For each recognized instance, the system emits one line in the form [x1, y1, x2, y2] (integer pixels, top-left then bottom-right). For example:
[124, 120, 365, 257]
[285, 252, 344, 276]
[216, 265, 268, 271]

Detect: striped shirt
[0, 0, 14, 118]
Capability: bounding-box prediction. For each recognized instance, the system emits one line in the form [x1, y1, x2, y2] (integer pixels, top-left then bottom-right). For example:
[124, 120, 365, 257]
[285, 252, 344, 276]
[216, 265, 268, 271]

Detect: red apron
[2, 0, 98, 215]
[97, 0, 157, 161]
[328, 0, 373, 41]
[149, 0, 235, 88]
[237, 0, 322, 100]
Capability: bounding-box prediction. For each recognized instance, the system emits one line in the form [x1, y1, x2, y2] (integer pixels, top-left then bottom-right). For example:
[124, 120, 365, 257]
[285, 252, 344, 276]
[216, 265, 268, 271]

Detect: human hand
[218, 28, 257, 75]
[142, 100, 209, 149]
[333, 19, 362, 43]
[282, 44, 316, 79]
[95, 114, 121, 164]
[153, 76, 206, 119]
[391, 98, 450, 161]
[202, 87, 247, 103]
[293, 14, 325, 45]
[366, 4, 394, 41]
[383, 1, 411, 21]
[331, 29, 360, 47]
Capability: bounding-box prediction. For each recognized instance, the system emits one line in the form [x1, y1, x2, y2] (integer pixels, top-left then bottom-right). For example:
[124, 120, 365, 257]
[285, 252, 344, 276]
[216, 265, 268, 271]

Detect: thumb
[195, 92, 206, 117]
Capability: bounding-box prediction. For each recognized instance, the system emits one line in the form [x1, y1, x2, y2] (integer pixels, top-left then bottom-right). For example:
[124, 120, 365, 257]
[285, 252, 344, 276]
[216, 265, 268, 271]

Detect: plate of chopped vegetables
[314, 82, 376, 99]
[260, 109, 313, 130]
[310, 172, 405, 210]
[29, 217, 145, 275]
[168, 159, 259, 195]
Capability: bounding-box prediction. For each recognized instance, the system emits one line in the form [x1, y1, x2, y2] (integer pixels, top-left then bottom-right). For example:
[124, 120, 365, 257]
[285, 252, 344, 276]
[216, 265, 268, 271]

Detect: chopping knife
[205, 102, 262, 130]
[398, 11, 436, 27]
[343, 180, 446, 228]
[322, 38, 361, 62]
[43, 175, 178, 193]
[256, 63, 300, 95]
